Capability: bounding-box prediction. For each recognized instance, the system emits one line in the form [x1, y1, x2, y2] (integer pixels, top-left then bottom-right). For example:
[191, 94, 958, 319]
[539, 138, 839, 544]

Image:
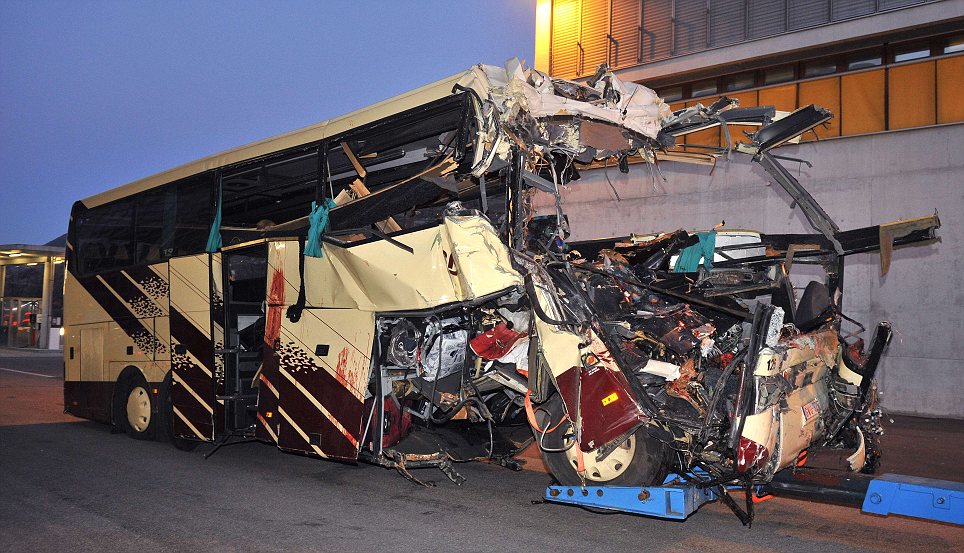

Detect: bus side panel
[64, 264, 170, 422]
[265, 243, 373, 461]
[169, 254, 216, 441]
[64, 322, 111, 422]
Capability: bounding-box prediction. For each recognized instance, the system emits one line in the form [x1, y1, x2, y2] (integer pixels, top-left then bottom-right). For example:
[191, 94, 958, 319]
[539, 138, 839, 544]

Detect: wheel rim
[565, 434, 636, 482]
[126, 386, 151, 432]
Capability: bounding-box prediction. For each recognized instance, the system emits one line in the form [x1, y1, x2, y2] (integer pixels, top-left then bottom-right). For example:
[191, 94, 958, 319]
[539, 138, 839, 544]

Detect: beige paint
[741, 410, 779, 460]
[79, 326, 105, 382]
[777, 382, 829, 467]
[281, 308, 375, 402]
[269, 214, 521, 313]
[64, 263, 171, 383]
[744, 327, 840, 474]
[170, 255, 213, 330]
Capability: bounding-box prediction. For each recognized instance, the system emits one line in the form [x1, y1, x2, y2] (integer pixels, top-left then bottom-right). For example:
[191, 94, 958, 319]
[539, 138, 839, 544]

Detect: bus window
[75, 199, 134, 274]
[325, 95, 469, 235]
[221, 150, 319, 230]
[134, 187, 174, 263]
[172, 173, 215, 256]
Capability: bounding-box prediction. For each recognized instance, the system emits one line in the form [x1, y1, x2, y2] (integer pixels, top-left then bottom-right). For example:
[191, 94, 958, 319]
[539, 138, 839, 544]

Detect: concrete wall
[534, 123, 964, 418]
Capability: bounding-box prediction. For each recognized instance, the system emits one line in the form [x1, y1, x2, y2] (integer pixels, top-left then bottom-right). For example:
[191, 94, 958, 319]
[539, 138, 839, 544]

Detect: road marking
[0, 367, 57, 378]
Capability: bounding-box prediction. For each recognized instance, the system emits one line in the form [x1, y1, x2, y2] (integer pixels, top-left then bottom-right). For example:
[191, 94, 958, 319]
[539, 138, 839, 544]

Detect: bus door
[220, 244, 268, 433]
[255, 240, 375, 461]
[168, 254, 218, 441]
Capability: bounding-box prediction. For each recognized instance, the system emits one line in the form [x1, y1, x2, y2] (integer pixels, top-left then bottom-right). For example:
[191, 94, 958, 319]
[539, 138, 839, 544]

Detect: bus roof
[81, 69, 471, 209]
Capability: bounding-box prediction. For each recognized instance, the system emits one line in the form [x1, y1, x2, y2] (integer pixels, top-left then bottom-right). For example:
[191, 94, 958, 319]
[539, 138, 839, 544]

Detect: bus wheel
[157, 372, 200, 452]
[115, 372, 156, 440]
[535, 393, 667, 487]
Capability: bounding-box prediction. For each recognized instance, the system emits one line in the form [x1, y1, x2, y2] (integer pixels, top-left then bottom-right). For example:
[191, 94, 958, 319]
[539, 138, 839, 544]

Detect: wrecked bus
[64, 60, 939, 521]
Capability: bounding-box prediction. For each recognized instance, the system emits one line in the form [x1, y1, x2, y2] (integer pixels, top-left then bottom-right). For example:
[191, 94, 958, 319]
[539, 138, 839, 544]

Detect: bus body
[64, 60, 938, 519]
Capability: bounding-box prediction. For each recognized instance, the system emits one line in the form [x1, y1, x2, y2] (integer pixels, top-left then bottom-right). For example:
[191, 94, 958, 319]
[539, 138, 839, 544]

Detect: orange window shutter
[798, 77, 840, 140]
[759, 83, 798, 113]
[889, 61, 936, 130]
[610, 0, 641, 68]
[840, 69, 885, 135]
[551, 0, 581, 79]
[937, 55, 964, 124]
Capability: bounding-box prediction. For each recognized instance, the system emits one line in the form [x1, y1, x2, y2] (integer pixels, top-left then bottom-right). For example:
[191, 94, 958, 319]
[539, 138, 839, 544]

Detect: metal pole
[38, 256, 53, 349]
[0, 264, 6, 347]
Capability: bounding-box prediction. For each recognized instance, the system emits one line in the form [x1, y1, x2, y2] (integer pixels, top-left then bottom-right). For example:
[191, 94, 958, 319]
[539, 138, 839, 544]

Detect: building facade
[533, 0, 964, 417]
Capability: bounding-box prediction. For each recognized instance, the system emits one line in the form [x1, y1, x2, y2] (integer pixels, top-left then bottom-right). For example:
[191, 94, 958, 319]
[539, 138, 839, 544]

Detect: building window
[893, 43, 931, 63]
[724, 72, 756, 92]
[943, 35, 964, 54]
[764, 65, 795, 85]
[658, 86, 683, 102]
[691, 78, 718, 98]
[847, 52, 882, 71]
[803, 59, 837, 78]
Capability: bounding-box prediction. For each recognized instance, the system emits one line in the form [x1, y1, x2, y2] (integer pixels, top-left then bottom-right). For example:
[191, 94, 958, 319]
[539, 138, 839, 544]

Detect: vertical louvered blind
[709, 0, 747, 46]
[610, 0, 642, 67]
[642, 0, 674, 62]
[551, 0, 582, 78]
[675, 0, 708, 54]
[581, 0, 612, 75]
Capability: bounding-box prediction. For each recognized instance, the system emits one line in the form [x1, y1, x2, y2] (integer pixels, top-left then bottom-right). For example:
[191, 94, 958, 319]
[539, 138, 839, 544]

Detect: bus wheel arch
[533, 391, 668, 487]
[112, 366, 156, 440]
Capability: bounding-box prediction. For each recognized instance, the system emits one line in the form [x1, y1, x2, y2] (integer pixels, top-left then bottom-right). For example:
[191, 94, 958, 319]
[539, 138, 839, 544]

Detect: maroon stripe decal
[75, 275, 158, 355]
[276, 369, 358, 459]
[100, 270, 165, 319]
[169, 308, 213, 372]
[275, 341, 364, 442]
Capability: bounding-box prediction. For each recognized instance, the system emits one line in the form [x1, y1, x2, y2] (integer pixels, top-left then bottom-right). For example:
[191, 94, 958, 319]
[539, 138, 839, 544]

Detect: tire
[157, 371, 200, 452]
[114, 371, 156, 440]
[535, 393, 667, 486]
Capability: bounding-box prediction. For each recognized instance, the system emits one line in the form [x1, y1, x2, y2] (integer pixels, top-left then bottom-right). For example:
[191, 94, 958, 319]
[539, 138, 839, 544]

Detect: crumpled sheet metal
[457, 59, 670, 155]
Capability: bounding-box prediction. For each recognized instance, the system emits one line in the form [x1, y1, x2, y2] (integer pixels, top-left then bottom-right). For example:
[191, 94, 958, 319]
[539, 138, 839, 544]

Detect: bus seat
[795, 281, 833, 332]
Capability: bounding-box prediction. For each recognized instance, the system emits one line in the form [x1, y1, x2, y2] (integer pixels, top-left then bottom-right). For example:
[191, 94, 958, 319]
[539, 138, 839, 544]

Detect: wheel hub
[126, 386, 151, 432]
[566, 435, 636, 482]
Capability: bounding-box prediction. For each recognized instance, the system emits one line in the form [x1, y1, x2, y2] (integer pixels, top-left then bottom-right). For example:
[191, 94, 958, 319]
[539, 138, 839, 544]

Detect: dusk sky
[0, 1, 536, 244]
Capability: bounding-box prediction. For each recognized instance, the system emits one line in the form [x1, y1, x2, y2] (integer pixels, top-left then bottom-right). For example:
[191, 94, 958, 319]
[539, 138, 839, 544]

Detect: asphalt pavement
[1, 350, 962, 553]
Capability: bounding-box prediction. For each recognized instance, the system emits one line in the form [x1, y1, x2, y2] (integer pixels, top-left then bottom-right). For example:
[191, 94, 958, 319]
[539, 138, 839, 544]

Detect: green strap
[304, 198, 337, 258]
[205, 184, 222, 253]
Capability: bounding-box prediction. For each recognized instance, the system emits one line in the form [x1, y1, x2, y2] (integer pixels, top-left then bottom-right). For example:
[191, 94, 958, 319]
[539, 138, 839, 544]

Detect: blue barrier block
[545, 483, 717, 520]
[862, 473, 964, 525]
